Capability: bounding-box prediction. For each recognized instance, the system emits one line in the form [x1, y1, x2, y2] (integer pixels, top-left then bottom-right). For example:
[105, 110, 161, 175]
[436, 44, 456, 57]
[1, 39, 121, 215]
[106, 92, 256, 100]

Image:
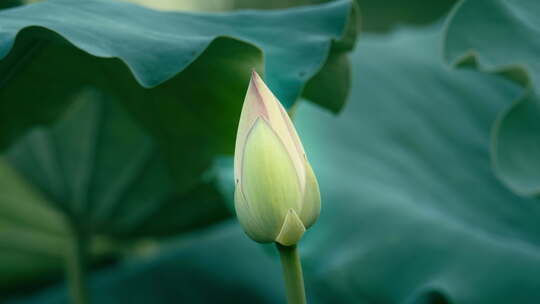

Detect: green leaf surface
[0, 0, 356, 158]
[443, 0, 540, 197]
[292, 26, 540, 303]
[1, 89, 230, 290]
[201, 0, 455, 32]
[6, 89, 230, 238]
[7, 223, 286, 304]
[0, 158, 68, 290]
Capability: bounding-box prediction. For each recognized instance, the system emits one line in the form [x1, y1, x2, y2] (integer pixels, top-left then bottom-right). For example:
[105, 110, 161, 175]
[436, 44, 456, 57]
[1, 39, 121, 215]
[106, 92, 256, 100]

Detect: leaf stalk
[277, 243, 307, 304]
[66, 228, 90, 304]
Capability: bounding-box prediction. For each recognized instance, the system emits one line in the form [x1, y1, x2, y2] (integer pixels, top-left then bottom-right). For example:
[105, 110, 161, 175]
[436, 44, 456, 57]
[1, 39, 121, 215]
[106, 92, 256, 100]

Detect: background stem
[66, 228, 90, 304]
[276, 243, 307, 304]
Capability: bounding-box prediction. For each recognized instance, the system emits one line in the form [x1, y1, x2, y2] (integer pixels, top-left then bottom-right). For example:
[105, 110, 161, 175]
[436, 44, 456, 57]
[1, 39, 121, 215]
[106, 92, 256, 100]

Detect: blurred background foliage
[1, 0, 539, 303]
[5, 0, 457, 32]
[0, 0, 354, 298]
[444, 0, 540, 199]
[121, 0, 456, 33]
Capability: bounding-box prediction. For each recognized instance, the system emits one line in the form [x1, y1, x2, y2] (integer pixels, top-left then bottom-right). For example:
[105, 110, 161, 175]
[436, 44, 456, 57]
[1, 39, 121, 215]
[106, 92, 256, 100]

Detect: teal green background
[2, 0, 539, 303]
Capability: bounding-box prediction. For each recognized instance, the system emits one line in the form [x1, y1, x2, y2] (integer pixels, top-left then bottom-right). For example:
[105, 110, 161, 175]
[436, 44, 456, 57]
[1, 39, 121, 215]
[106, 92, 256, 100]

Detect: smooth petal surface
[234, 183, 274, 243]
[234, 72, 306, 192]
[275, 209, 306, 246]
[234, 72, 268, 184]
[299, 159, 321, 229]
[239, 119, 302, 241]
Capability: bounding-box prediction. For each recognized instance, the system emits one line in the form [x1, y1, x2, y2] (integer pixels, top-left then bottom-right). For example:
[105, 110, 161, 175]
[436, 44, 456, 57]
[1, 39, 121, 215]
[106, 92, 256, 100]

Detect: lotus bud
[234, 71, 321, 246]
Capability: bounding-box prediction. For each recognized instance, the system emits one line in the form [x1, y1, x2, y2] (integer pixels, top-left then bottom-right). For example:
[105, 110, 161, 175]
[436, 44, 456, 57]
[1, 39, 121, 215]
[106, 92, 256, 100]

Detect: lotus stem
[277, 243, 307, 304]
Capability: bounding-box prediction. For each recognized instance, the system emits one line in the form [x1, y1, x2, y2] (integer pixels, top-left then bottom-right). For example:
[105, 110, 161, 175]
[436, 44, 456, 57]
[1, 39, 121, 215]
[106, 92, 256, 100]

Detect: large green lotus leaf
[1, 88, 230, 291]
[229, 0, 455, 32]
[0, 158, 68, 291]
[0, 0, 357, 192]
[209, 25, 540, 303]
[7, 223, 286, 304]
[291, 26, 540, 303]
[443, 0, 540, 198]
[136, 0, 454, 33]
[6, 89, 229, 238]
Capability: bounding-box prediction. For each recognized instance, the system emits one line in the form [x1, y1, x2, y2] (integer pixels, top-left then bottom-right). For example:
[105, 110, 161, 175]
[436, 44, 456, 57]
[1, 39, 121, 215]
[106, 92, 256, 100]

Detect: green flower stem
[66, 228, 90, 304]
[277, 243, 307, 304]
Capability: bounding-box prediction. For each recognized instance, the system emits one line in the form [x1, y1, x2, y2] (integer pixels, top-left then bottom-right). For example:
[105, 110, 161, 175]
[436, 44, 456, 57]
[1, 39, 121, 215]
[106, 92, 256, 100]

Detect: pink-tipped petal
[241, 71, 306, 191]
[233, 71, 321, 246]
[234, 72, 269, 182]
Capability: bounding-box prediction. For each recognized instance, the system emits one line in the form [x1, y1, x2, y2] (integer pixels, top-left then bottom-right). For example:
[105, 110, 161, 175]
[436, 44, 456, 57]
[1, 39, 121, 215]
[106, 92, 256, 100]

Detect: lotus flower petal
[299, 159, 321, 229]
[238, 118, 302, 241]
[235, 71, 306, 191]
[234, 71, 320, 245]
[275, 209, 306, 246]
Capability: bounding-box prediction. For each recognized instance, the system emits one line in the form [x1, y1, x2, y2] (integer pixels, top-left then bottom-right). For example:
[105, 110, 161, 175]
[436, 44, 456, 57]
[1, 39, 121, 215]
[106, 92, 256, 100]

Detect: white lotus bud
[234, 71, 320, 246]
